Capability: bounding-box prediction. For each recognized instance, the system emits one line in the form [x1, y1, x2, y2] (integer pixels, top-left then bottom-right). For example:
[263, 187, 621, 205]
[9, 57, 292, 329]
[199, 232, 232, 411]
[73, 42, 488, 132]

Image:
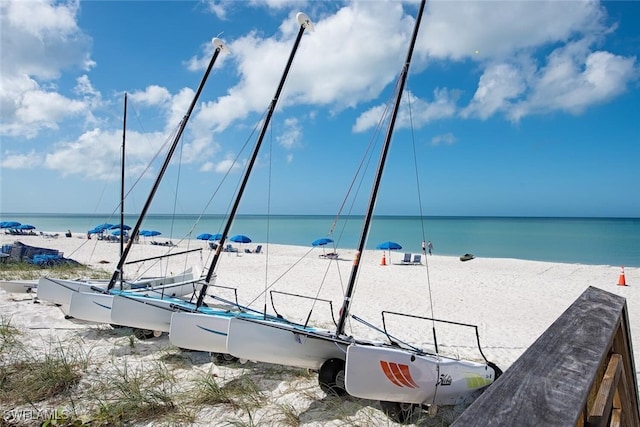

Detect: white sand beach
[1, 232, 638, 425]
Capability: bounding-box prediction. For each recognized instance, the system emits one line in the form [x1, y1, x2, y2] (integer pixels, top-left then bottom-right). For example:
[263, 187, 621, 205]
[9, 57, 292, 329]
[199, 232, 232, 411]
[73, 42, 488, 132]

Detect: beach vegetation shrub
[0, 338, 87, 405]
[276, 402, 302, 426]
[86, 359, 193, 425]
[0, 261, 109, 280]
[0, 315, 21, 355]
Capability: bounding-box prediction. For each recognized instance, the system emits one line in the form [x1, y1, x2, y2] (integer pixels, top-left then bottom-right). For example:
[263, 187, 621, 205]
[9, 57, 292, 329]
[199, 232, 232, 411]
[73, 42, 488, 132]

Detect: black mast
[119, 93, 127, 284]
[336, 0, 427, 336]
[195, 13, 314, 308]
[107, 38, 228, 290]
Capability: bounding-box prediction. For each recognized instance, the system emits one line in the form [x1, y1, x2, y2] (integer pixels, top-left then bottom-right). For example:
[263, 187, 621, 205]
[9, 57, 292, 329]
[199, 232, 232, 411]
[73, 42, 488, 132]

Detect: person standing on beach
[422, 240, 426, 255]
[427, 240, 433, 255]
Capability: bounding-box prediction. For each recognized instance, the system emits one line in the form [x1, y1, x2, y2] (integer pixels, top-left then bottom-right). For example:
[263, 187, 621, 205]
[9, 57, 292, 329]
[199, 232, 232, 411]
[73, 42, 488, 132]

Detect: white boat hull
[226, 317, 347, 370]
[169, 311, 231, 352]
[110, 295, 184, 332]
[37, 269, 195, 314]
[66, 278, 203, 325]
[0, 279, 39, 294]
[68, 292, 116, 324]
[37, 277, 109, 313]
[344, 344, 495, 405]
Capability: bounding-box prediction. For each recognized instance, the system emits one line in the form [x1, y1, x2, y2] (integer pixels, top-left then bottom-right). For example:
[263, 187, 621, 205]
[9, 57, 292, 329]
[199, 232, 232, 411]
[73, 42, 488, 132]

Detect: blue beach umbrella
[139, 230, 161, 241]
[376, 241, 402, 251]
[312, 237, 333, 247]
[18, 224, 36, 230]
[197, 233, 213, 241]
[209, 233, 223, 241]
[88, 223, 114, 235]
[312, 237, 334, 255]
[111, 229, 127, 236]
[230, 234, 251, 244]
[109, 224, 131, 231]
[1, 221, 21, 228]
[376, 241, 402, 263]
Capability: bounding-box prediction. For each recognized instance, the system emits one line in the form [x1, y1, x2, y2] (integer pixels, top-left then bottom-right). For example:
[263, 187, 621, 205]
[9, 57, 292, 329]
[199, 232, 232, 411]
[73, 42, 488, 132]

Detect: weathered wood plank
[587, 354, 621, 427]
[451, 286, 639, 427]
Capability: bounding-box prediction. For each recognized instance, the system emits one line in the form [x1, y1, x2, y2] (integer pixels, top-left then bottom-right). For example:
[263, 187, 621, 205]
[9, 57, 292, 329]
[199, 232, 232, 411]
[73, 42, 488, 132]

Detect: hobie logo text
[379, 361, 419, 388]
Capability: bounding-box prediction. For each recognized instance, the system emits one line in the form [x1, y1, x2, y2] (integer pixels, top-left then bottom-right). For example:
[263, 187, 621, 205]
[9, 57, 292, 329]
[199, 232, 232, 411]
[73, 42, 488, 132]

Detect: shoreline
[1, 229, 636, 269]
[2, 214, 638, 268]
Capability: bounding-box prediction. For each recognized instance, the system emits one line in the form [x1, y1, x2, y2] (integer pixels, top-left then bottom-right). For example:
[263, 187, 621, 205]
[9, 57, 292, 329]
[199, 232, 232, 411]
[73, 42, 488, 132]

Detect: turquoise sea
[1, 213, 638, 267]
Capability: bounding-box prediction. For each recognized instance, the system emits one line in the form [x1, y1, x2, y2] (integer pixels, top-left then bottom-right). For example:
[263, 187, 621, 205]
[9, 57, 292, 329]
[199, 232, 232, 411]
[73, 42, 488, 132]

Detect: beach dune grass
[0, 261, 109, 280]
[89, 360, 194, 425]
[0, 336, 88, 405]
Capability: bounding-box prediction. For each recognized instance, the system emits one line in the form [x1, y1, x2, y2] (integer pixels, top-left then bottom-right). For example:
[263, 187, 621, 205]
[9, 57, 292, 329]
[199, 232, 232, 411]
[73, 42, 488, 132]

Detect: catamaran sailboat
[110, 13, 315, 345]
[225, 1, 500, 422]
[40, 38, 229, 326]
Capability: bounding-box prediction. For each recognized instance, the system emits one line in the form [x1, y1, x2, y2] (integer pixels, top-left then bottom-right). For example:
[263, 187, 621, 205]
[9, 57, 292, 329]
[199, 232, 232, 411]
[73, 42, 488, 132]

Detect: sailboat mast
[336, 0, 426, 336]
[119, 92, 127, 281]
[196, 13, 314, 308]
[107, 39, 228, 291]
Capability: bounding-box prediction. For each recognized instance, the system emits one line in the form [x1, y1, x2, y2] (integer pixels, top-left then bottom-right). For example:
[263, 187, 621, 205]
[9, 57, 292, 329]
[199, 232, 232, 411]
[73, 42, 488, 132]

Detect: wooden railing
[451, 286, 640, 427]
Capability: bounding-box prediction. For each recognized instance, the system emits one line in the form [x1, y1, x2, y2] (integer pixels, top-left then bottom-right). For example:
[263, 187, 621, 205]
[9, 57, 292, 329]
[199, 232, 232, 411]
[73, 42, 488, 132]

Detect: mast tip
[212, 37, 230, 53]
[296, 12, 314, 32]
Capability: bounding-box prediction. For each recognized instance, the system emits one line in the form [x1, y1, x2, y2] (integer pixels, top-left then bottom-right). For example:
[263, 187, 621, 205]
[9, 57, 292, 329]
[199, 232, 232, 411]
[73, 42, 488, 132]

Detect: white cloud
[354, 89, 458, 132]
[0, 0, 94, 138]
[352, 103, 386, 133]
[129, 86, 172, 108]
[509, 45, 637, 121]
[277, 117, 302, 149]
[203, 0, 228, 20]
[43, 128, 168, 181]
[462, 63, 528, 120]
[214, 157, 242, 174]
[14, 89, 87, 136]
[200, 161, 215, 172]
[419, 0, 607, 61]
[431, 133, 456, 146]
[0, 151, 43, 169]
[196, 1, 413, 135]
[462, 38, 638, 122]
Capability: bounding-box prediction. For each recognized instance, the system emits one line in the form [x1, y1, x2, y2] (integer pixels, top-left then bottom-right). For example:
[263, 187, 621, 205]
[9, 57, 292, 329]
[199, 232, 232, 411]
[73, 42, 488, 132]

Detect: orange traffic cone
[618, 266, 627, 286]
[381, 252, 387, 266]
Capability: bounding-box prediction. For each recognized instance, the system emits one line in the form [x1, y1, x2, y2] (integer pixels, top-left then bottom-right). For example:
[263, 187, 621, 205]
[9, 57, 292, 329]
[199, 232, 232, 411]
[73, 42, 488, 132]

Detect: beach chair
[254, 245, 262, 254]
[401, 253, 411, 264]
[320, 252, 338, 259]
[412, 254, 422, 264]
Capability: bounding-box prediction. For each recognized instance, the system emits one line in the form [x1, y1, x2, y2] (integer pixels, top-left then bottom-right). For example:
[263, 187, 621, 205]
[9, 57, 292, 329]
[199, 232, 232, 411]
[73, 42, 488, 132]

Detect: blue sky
[1, 0, 638, 218]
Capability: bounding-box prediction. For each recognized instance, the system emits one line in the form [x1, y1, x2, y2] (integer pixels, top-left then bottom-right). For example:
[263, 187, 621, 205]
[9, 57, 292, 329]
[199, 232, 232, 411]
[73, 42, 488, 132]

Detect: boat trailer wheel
[318, 358, 347, 396]
[133, 329, 157, 340]
[379, 401, 420, 424]
[213, 353, 239, 363]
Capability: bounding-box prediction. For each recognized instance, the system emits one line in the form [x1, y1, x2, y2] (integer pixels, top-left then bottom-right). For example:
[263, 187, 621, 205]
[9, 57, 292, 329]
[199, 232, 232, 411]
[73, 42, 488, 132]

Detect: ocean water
[1, 213, 638, 267]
